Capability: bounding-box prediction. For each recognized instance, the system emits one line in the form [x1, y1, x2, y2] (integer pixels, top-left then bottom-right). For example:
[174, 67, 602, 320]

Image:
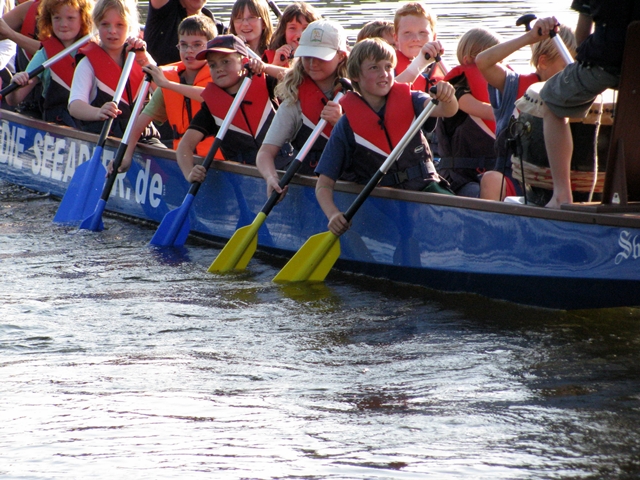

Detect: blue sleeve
[314, 115, 355, 181]
[489, 70, 520, 135]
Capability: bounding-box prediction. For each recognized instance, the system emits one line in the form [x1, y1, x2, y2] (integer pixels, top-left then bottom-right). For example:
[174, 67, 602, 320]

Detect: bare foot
[545, 195, 572, 209]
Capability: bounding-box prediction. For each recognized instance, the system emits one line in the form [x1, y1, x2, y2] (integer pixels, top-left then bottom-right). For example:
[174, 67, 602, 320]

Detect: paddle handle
[0, 31, 94, 98]
[344, 98, 439, 222]
[187, 72, 254, 197]
[268, 0, 282, 18]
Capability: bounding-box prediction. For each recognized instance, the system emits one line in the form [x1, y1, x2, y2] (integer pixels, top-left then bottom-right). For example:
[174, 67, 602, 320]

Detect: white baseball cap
[294, 19, 347, 61]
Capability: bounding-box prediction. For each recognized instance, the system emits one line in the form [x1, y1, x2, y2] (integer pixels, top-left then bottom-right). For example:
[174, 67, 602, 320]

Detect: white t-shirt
[68, 56, 98, 107]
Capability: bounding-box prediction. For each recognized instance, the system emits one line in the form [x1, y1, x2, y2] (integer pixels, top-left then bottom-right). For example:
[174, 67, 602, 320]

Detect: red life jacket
[341, 82, 435, 190]
[41, 36, 77, 125]
[516, 72, 541, 103]
[262, 49, 276, 64]
[161, 61, 215, 157]
[19, 0, 40, 60]
[200, 73, 275, 164]
[42, 36, 75, 89]
[444, 63, 495, 133]
[75, 43, 146, 137]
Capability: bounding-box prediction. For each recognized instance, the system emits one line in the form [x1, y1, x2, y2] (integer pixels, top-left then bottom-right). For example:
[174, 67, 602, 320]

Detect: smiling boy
[176, 34, 291, 183]
[393, 2, 446, 90]
[314, 38, 458, 236]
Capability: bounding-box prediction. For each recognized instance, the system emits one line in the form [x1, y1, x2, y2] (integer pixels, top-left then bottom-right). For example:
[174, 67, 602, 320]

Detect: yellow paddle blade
[273, 231, 341, 283]
[208, 213, 265, 273]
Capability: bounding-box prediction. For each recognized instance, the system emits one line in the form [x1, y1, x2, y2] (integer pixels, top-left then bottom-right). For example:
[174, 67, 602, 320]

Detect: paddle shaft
[0, 31, 94, 98]
[94, 52, 138, 149]
[516, 14, 573, 66]
[549, 30, 574, 65]
[261, 90, 347, 215]
[344, 98, 439, 222]
[186, 72, 253, 197]
[99, 75, 152, 202]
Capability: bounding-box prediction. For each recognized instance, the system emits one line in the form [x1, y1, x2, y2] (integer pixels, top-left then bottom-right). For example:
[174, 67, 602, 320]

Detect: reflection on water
[2, 181, 640, 478]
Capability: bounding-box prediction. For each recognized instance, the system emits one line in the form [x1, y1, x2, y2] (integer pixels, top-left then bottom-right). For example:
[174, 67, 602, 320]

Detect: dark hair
[268, 1, 321, 50]
[178, 14, 217, 40]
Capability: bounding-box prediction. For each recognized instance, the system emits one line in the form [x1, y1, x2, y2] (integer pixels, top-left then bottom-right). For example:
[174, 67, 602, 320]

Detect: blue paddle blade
[149, 194, 194, 247]
[78, 199, 106, 232]
[53, 147, 107, 225]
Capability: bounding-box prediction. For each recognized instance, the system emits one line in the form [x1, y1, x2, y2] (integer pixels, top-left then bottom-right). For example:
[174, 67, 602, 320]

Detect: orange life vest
[161, 62, 217, 158]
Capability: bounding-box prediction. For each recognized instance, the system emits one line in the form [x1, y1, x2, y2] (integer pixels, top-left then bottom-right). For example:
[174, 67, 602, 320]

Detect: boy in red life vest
[314, 38, 458, 237]
[113, 14, 218, 174]
[176, 34, 291, 183]
[435, 27, 501, 197]
[392, 2, 446, 90]
[6, 0, 94, 127]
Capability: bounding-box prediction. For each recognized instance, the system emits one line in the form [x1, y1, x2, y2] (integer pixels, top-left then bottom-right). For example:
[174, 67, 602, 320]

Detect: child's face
[52, 4, 82, 45]
[232, 6, 263, 47]
[98, 8, 128, 53]
[177, 33, 208, 70]
[207, 51, 245, 93]
[301, 53, 343, 87]
[394, 14, 434, 59]
[285, 16, 309, 49]
[354, 57, 394, 100]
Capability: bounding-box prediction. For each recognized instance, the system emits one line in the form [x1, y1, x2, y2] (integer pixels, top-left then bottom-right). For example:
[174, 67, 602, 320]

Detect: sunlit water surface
[3, 1, 640, 478]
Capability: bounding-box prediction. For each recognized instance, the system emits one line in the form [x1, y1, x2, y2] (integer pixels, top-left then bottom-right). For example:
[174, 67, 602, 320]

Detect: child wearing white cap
[256, 19, 349, 201]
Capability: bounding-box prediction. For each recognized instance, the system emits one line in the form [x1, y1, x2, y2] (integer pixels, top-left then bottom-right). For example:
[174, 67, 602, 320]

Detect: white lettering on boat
[135, 159, 162, 208]
[0, 121, 26, 167]
[3, 119, 165, 210]
[615, 231, 640, 264]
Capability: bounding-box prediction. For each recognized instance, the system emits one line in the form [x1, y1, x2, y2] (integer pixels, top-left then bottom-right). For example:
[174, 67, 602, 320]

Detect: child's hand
[328, 212, 350, 236]
[433, 81, 455, 103]
[142, 64, 168, 88]
[320, 100, 342, 126]
[273, 44, 293, 66]
[187, 164, 207, 183]
[266, 174, 288, 201]
[96, 101, 121, 120]
[10, 71, 32, 86]
[107, 155, 132, 175]
[126, 36, 153, 67]
[530, 17, 558, 43]
[421, 41, 444, 62]
[246, 57, 265, 75]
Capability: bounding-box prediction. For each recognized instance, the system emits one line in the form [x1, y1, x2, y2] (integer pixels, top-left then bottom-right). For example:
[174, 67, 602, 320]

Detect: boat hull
[2, 111, 639, 310]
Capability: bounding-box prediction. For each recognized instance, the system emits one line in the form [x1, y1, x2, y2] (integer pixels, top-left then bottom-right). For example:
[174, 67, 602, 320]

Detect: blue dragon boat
[1, 109, 639, 310]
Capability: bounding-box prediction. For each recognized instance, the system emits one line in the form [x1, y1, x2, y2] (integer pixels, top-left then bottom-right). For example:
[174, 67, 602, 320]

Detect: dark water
[4, 1, 640, 478]
[2, 182, 640, 479]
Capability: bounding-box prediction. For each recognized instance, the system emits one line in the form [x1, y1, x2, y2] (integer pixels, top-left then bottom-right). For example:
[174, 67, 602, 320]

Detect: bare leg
[480, 171, 508, 201]
[543, 107, 573, 208]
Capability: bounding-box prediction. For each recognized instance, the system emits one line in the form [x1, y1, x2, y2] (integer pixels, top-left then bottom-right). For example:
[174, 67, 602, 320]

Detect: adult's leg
[542, 107, 573, 208]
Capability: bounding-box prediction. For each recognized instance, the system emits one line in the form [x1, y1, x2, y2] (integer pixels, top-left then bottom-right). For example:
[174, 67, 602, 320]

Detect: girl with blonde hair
[257, 19, 348, 200]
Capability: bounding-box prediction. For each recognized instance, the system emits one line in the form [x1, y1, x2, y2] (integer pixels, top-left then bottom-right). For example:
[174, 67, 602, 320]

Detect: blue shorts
[539, 62, 620, 118]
